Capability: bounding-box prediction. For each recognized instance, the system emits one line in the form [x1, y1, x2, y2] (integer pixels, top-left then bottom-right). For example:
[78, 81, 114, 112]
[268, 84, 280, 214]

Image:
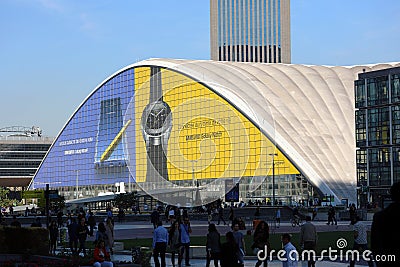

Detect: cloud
[79, 13, 95, 32]
[37, 0, 64, 12]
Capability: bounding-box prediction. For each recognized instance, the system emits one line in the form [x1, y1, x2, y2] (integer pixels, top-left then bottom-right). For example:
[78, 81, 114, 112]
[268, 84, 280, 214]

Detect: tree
[114, 191, 137, 210]
[0, 187, 14, 208]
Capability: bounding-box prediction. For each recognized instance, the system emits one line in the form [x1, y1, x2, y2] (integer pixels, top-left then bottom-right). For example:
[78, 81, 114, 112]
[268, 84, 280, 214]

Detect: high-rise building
[210, 0, 291, 63]
[355, 67, 400, 208]
[0, 126, 53, 191]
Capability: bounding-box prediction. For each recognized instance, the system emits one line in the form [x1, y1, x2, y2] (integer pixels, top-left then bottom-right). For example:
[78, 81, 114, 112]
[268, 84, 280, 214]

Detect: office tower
[355, 67, 400, 208]
[210, 0, 291, 63]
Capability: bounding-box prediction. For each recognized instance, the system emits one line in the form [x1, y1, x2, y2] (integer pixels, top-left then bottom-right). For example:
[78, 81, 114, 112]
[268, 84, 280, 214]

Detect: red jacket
[93, 247, 110, 262]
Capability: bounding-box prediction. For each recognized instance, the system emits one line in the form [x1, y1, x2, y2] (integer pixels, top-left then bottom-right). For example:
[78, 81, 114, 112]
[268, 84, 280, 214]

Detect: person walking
[327, 205, 337, 225]
[179, 217, 192, 266]
[206, 223, 221, 267]
[281, 233, 297, 267]
[371, 181, 400, 267]
[349, 216, 373, 267]
[217, 206, 226, 225]
[220, 231, 239, 267]
[207, 205, 213, 224]
[252, 220, 270, 267]
[349, 203, 357, 223]
[312, 206, 318, 221]
[96, 222, 110, 253]
[49, 220, 59, 255]
[105, 217, 115, 255]
[228, 206, 235, 226]
[87, 211, 96, 236]
[168, 221, 181, 267]
[77, 217, 90, 256]
[152, 221, 168, 267]
[299, 216, 317, 267]
[276, 208, 281, 228]
[67, 217, 78, 254]
[151, 208, 160, 229]
[232, 222, 245, 267]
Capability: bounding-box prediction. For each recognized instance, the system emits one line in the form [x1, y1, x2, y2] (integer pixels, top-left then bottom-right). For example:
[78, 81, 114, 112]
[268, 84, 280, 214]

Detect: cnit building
[29, 58, 400, 207]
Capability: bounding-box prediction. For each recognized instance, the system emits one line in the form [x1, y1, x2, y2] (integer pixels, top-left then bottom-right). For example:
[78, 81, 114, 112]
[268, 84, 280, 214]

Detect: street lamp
[268, 153, 278, 206]
[76, 170, 79, 199]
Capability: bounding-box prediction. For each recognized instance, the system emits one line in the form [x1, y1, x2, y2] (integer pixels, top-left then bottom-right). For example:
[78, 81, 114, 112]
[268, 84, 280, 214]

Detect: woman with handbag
[252, 220, 270, 267]
[169, 221, 181, 267]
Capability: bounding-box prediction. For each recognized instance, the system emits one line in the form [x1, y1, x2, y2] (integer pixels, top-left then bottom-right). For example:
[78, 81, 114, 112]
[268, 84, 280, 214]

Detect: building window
[391, 74, 400, 103]
[355, 109, 366, 147]
[356, 149, 367, 186]
[368, 148, 391, 186]
[367, 76, 389, 106]
[355, 80, 366, 108]
[368, 107, 390, 146]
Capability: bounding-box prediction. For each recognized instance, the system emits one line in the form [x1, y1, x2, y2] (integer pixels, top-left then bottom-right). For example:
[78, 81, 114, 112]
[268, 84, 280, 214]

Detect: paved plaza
[103, 219, 369, 267]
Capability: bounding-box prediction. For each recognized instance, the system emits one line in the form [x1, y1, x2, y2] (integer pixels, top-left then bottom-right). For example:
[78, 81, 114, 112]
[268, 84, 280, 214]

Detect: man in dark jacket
[371, 182, 400, 267]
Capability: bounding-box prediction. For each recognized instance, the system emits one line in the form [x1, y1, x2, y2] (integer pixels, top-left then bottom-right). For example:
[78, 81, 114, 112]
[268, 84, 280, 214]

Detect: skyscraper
[210, 0, 291, 63]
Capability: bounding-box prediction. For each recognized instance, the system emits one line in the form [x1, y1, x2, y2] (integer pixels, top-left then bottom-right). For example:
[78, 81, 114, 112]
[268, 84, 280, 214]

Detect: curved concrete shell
[125, 59, 400, 204]
[31, 58, 400, 205]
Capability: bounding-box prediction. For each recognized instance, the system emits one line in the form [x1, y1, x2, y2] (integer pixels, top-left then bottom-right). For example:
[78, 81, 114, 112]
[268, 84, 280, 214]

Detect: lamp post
[76, 170, 79, 199]
[268, 153, 278, 206]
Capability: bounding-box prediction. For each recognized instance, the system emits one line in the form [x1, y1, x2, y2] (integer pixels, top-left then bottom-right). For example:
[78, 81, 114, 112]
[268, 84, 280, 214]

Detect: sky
[1, 0, 399, 137]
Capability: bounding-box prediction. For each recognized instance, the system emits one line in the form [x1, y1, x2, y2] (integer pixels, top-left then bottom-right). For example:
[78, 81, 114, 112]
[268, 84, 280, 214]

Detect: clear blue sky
[1, 0, 399, 137]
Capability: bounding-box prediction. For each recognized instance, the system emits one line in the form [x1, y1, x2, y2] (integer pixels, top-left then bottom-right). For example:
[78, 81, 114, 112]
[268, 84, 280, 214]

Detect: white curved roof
[124, 58, 400, 204]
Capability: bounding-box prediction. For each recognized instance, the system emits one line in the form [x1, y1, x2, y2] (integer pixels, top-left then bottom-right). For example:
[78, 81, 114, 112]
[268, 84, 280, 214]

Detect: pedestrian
[349, 203, 357, 223]
[179, 217, 192, 266]
[67, 217, 78, 254]
[252, 220, 270, 267]
[220, 231, 239, 267]
[96, 222, 110, 253]
[232, 222, 245, 267]
[276, 208, 281, 228]
[312, 206, 317, 221]
[207, 205, 213, 224]
[228, 206, 235, 225]
[327, 205, 337, 225]
[254, 206, 261, 219]
[77, 217, 90, 256]
[57, 210, 63, 228]
[117, 207, 125, 223]
[151, 208, 160, 229]
[93, 239, 114, 267]
[206, 223, 221, 267]
[105, 217, 115, 255]
[371, 182, 400, 267]
[87, 211, 96, 236]
[168, 221, 181, 267]
[217, 206, 226, 225]
[25, 206, 29, 217]
[299, 216, 317, 267]
[152, 221, 168, 267]
[349, 216, 373, 267]
[49, 220, 59, 255]
[169, 207, 176, 223]
[281, 233, 298, 267]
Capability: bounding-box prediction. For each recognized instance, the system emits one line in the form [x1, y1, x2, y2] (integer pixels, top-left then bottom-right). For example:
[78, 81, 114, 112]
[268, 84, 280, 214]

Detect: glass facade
[355, 67, 400, 208]
[32, 65, 314, 206]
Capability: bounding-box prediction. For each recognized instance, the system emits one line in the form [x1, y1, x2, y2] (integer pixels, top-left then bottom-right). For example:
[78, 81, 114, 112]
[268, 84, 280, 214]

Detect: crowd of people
[2, 182, 400, 267]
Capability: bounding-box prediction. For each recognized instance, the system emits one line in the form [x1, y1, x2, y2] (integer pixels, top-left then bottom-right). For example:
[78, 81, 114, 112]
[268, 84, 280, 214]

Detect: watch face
[141, 101, 172, 136]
